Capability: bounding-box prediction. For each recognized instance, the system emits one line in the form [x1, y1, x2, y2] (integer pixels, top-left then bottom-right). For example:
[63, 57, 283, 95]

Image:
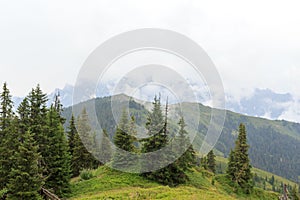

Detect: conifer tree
[27, 85, 48, 173]
[113, 109, 135, 170]
[44, 106, 71, 196]
[67, 115, 77, 157]
[200, 156, 208, 170]
[71, 108, 98, 176]
[142, 97, 185, 186]
[99, 129, 112, 163]
[0, 83, 15, 189]
[227, 149, 236, 180]
[207, 150, 216, 174]
[17, 97, 31, 134]
[227, 123, 253, 193]
[175, 116, 196, 173]
[7, 130, 42, 200]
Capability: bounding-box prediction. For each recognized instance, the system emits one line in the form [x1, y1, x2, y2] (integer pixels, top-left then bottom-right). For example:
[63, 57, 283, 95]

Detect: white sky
[0, 0, 300, 99]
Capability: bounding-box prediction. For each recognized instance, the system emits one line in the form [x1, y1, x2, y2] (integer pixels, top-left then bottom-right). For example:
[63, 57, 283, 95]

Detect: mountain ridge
[61, 94, 300, 182]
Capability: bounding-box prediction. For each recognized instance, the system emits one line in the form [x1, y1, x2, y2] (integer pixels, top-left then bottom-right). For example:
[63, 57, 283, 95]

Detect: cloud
[0, 0, 299, 122]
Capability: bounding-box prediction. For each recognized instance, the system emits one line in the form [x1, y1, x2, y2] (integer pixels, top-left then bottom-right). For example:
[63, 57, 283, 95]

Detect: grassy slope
[216, 156, 297, 187]
[69, 166, 278, 200]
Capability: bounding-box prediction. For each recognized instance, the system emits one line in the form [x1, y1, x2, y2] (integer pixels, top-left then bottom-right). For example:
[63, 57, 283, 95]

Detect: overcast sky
[0, 0, 299, 100]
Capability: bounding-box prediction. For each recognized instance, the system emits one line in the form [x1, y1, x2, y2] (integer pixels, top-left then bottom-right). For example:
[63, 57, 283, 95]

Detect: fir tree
[141, 96, 166, 181]
[200, 156, 208, 170]
[142, 97, 185, 186]
[0, 83, 15, 189]
[175, 117, 196, 172]
[7, 130, 42, 200]
[71, 108, 98, 176]
[27, 85, 48, 173]
[113, 109, 136, 170]
[207, 150, 216, 174]
[99, 129, 112, 163]
[227, 123, 253, 193]
[17, 97, 31, 134]
[44, 106, 71, 196]
[67, 115, 77, 157]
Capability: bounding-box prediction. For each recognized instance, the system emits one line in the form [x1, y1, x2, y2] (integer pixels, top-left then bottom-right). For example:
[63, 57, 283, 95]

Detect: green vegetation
[63, 94, 300, 182]
[113, 109, 136, 171]
[1, 83, 299, 199]
[69, 166, 278, 200]
[227, 123, 253, 193]
[207, 150, 216, 173]
[71, 108, 99, 177]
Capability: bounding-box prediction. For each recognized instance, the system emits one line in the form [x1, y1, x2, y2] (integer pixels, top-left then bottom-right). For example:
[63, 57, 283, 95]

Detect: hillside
[62, 94, 300, 182]
[69, 166, 278, 200]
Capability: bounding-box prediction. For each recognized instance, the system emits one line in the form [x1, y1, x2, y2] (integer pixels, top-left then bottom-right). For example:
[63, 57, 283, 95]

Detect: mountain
[12, 85, 300, 123]
[226, 88, 298, 122]
[61, 94, 300, 182]
[47, 84, 74, 107]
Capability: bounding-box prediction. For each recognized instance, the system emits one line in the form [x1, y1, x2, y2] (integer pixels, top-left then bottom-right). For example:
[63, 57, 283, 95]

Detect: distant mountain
[62, 94, 300, 182]
[226, 88, 296, 120]
[12, 84, 300, 123]
[47, 84, 74, 107]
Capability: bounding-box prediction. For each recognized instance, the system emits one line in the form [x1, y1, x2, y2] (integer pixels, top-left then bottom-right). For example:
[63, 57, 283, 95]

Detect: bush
[0, 188, 8, 199]
[80, 169, 95, 180]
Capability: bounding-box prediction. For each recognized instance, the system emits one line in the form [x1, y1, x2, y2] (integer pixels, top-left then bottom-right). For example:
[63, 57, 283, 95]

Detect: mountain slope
[69, 166, 278, 200]
[62, 94, 300, 182]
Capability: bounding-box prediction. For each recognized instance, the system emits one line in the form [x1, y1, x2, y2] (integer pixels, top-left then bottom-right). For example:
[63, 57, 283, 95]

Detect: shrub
[80, 169, 95, 180]
[0, 188, 8, 199]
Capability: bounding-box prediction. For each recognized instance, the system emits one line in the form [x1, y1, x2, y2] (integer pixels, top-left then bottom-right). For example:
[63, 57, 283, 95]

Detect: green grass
[69, 166, 279, 200]
[215, 156, 297, 187]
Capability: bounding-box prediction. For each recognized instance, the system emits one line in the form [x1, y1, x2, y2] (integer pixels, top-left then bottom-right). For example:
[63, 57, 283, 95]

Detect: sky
[0, 0, 300, 102]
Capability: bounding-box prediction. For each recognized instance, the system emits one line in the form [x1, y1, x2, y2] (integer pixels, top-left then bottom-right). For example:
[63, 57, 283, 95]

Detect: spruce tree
[142, 97, 184, 186]
[99, 129, 112, 163]
[142, 96, 166, 180]
[44, 106, 71, 196]
[113, 109, 136, 170]
[200, 156, 208, 170]
[207, 150, 216, 174]
[17, 97, 31, 134]
[0, 83, 15, 189]
[27, 85, 48, 174]
[7, 130, 42, 200]
[175, 116, 196, 174]
[226, 149, 236, 181]
[227, 123, 253, 193]
[67, 115, 77, 157]
[71, 108, 98, 176]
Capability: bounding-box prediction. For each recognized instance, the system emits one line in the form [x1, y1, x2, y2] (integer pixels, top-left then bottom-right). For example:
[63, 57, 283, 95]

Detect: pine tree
[44, 106, 71, 196]
[7, 130, 42, 200]
[67, 115, 77, 157]
[207, 150, 216, 174]
[113, 109, 136, 171]
[0, 83, 15, 189]
[227, 123, 253, 193]
[71, 108, 98, 176]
